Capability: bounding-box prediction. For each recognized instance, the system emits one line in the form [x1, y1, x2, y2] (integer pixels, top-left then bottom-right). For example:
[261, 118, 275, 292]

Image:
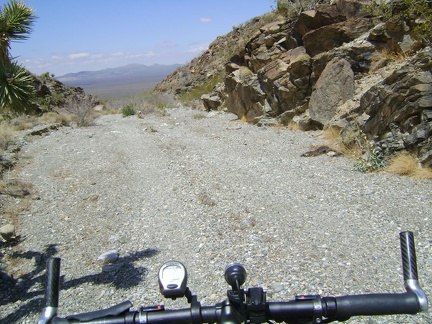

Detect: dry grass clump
[0, 178, 32, 198]
[38, 112, 74, 125]
[322, 126, 362, 158]
[286, 122, 301, 130]
[385, 152, 432, 180]
[0, 124, 15, 151]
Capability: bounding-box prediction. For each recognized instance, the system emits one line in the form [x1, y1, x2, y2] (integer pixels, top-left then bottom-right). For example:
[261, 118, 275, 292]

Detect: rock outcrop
[157, 0, 432, 166]
[32, 73, 95, 112]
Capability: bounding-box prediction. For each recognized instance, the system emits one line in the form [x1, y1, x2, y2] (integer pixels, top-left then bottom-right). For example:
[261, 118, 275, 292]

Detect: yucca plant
[0, 1, 37, 115]
[0, 60, 36, 114]
[0, 0, 36, 63]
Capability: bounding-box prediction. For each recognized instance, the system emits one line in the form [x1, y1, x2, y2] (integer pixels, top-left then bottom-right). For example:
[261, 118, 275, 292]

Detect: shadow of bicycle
[0, 243, 159, 323]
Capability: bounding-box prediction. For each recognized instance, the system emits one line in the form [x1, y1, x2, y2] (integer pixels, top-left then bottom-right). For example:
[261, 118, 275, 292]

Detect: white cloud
[200, 17, 213, 23]
[68, 52, 90, 59]
[186, 43, 209, 54]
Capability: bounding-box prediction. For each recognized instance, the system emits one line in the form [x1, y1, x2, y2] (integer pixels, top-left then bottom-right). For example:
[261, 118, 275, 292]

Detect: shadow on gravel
[0, 243, 58, 323]
[0, 245, 158, 323]
[62, 248, 160, 290]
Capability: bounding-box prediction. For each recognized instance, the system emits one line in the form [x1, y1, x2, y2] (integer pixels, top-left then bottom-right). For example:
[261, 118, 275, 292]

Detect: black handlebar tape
[335, 293, 420, 318]
[400, 231, 418, 281]
[45, 257, 61, 308]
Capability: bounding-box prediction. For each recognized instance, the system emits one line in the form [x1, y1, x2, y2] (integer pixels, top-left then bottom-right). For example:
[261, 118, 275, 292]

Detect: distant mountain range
[57, 63, 181, 99]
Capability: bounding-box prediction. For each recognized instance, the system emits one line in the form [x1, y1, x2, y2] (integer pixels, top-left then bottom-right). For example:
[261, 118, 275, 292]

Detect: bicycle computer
[158, 261, 187, 298]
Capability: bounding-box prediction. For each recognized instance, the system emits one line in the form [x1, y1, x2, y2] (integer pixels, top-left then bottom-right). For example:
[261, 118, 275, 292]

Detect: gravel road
[1, 107, 431, 323]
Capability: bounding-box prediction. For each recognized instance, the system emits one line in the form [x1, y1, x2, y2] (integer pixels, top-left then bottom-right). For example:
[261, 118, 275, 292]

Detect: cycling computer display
[158, 261, 187, 298]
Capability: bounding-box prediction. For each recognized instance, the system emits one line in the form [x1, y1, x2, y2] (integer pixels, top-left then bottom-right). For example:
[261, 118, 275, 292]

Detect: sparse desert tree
[64, 94, 97, 127]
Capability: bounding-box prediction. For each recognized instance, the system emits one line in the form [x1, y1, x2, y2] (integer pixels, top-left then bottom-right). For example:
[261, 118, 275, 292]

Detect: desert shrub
[369, 0, 432, 43]
[13, 121, 34, 131]
[121, 104, 136, 117]
[0, 123, 15, 151]
[6, 115, 37, 130]
[38, 111, 73, 125]
[62, 95, 98, 127]
[107, 90, 174, 117]
[274, 0, 331, 17]
[136, 90, 174, 115]
[354, 139, 386, 172]
[178, 74, 223, 103]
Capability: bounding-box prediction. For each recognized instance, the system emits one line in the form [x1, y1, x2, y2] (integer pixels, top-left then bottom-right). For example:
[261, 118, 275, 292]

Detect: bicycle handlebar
[39, 231, 428, 324]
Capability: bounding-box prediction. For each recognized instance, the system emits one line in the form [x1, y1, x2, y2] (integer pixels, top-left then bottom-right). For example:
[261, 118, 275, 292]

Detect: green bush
[354, 134, 387, 173]
[121, 104, 136, 117]
[178, 74, 223, 103]
[369, 0, 432, 43]
[274, 0, 331, 17]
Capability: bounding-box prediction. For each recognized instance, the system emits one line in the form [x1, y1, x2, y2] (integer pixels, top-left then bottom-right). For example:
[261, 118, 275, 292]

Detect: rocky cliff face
[157, 0, 432, 166]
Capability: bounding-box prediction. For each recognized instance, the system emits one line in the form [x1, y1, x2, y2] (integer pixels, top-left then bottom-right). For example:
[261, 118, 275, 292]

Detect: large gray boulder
[309, 57, 355, 125]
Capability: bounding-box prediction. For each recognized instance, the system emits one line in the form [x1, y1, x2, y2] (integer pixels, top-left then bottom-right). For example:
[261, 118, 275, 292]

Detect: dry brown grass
[0, 124, 15, 151]
[385, 152, 432, 180]
[0, 178, 33, 197]
[287, 121, 301, 131]
[38, 111, 74, 125]
[380, 48, 408, 61]
[322, 126, 362, 158]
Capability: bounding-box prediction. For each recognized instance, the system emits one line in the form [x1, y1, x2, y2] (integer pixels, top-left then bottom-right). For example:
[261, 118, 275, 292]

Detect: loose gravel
[1, 107, 431, 323]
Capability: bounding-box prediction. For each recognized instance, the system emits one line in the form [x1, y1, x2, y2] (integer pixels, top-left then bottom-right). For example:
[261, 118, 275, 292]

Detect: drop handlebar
[38, 231, 428, 324]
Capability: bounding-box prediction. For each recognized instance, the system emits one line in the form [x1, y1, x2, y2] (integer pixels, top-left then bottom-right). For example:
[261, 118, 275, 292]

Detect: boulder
[201, 94, 222, 111]
[225, 67, 269, 122]
[335, 0, 373, 18]
[309, 57, 355, 126]
[368, 21, 418, 54]
[294, 4, 346, 37]
[303, 18, 374, 57]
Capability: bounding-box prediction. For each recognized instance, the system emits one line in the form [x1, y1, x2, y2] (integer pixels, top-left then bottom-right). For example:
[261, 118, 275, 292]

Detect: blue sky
[2, 0, 274, 76]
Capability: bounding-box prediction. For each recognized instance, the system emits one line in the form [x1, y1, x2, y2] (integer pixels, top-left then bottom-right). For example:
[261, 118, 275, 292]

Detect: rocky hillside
[32, 72, 97, 112]
[154, 11, 280, 96]
[156, 0, 432, 167]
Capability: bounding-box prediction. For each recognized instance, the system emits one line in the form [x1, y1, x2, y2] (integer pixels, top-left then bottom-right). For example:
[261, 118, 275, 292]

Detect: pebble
[97, 250, 119, 264]
[0, 223, 15, 241]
